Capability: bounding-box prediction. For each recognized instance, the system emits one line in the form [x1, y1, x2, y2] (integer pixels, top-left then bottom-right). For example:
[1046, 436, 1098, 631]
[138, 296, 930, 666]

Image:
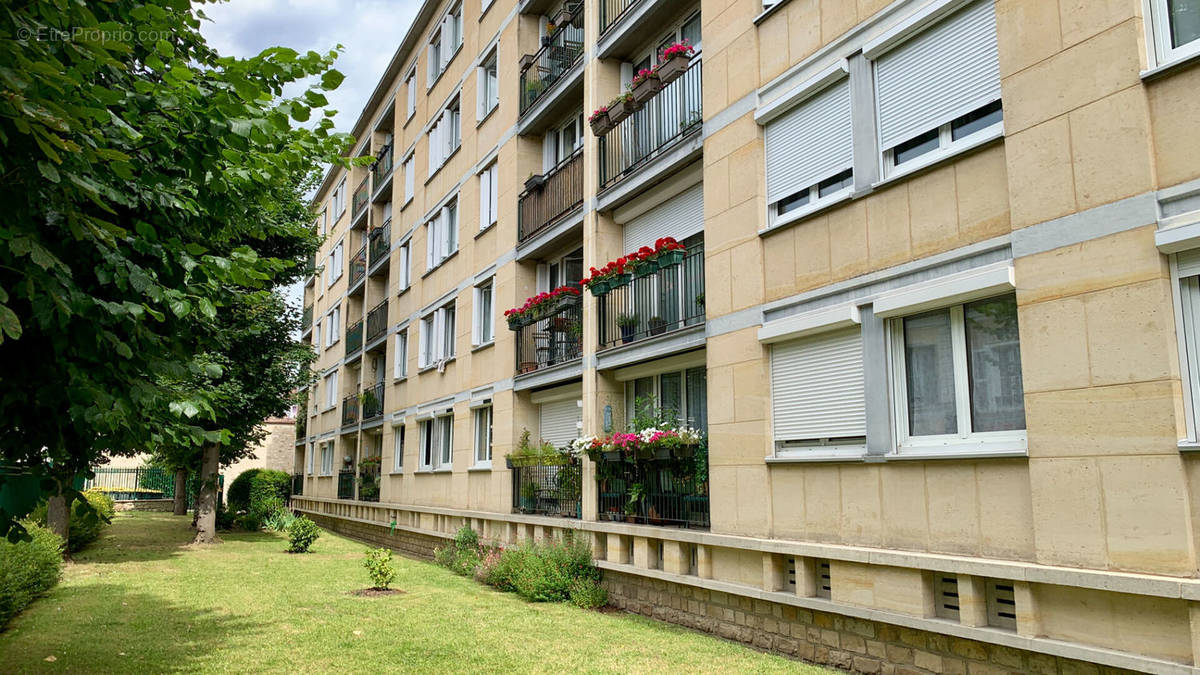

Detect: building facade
[291, 0, 1200, 672]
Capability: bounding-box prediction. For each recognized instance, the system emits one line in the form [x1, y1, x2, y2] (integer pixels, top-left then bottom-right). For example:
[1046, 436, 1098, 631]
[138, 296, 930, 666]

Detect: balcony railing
[349, 244, 367, 288]
[515, 297, 583, 375]
[337, 470, 355, 499]
[358, 460, 380, 503]
[351, 176, 369, 221]
[597, 461, 709, 529]
[341, 392, 359, 427]
[599, 0, 638, 35]
[519, 6, 584, 115]
[518, 148, 583, 243]
[599, 59, 702, 189]
[598, 243, 704, 350]
[345, 319, 364, 357]
[295, 414, 306, 439]
[510, 455, 581, 518]
[362, 382, 384, 421]
[291, 473, 303, 496]
[301, 303, 313, 332]
[366, 300, 388, 344]
[369, 219, 390, 269]
[371, 144, 393, 192]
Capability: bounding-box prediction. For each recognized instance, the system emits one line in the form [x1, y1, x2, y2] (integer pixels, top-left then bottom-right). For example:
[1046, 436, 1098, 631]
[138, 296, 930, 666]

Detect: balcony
[599, 59, 702, 190]
[368, 219, 390, 274]
[599, 0, 637, 35]
[351, 176, 369, 225]
[341, 393, 360, 427]
[301, 303, 313, 335]
[597, 461, 709, 529]
[345, 319, 364, 358]
[365, 300, 388, 346]
[371, 143, 393, 197]
[598, 243, 704, 350]
[348, 244, 367, 292]
[291, 473, 303, 496]
[304, 253, 316, 287]
[518, 148, 583, 244]
[295, 413, 307, 439]
[362, 382, 384, 422]
[358, 459, 381, 503]
[519, 5, 584, 116]
[514, 296, 583, 375]
[509, 455, 581, 518]
[337, 469, 355, 500]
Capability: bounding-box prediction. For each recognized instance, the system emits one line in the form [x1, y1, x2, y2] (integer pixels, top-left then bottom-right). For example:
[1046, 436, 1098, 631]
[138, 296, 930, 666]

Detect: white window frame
[327, 241, 344, 287]
[325, 305, 341, 348]
[473, 405, 493, 467]
[394, 328, 409, 379]
[419, 301, 457, 369]
[419, 414, 454, 470]
[473, 278, 495, 346]
[1148, 0, 1200, 67]
[331, 178, 347, 219]
[881, 101, 1004, 180]
[392, 424, 406, 472]
[478, 162, 498, 230]
[320, 441, 334, 475]
[427, 95, 461, 176]
[625, 366, 708, 431]
[405, 68, 417, 120]
[306, 443, 315, 475]
[886, 295, 1027, 457]
[477, 47, 499, 121]
[1171, 250, 1200, 445]
[402, 152, 415, 204]
[323, 371, 339, 410]
[425, 198, 459, 271]
[397, 239, 412, 291]
[313, 321, 322, 354]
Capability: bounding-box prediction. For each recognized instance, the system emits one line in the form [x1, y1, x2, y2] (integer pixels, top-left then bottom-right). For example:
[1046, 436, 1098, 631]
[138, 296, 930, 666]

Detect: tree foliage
[0, 0, 352, 538]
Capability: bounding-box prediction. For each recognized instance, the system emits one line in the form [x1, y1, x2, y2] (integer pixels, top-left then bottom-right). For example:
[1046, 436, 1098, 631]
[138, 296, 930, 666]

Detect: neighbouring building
[291, 0, 1200, 672]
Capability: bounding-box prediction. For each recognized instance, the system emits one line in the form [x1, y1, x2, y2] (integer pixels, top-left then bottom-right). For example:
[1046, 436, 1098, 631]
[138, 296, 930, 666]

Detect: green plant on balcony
[624, 482, 645, 520]
[507, 428, 568, 467]
[616, 312, 638, 344]
[524, 78, 547, 100]
[519, 480, 539, 512]
[648, 316, 668, 336]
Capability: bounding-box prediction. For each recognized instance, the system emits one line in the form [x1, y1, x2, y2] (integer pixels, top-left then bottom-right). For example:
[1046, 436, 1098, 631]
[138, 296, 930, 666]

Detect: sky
[199, 0, 422, 310]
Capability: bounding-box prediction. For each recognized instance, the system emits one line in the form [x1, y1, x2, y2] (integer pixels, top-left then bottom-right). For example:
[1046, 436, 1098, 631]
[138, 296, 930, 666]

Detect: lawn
[0, 512, 834, 674]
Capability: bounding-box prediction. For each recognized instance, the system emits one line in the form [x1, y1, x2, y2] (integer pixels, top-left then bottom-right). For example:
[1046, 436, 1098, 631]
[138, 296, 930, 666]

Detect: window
[419, 301, 457, 369]
[405, 68, 417, 120]
[473, 279, 494, 346]
[478, 162, 498, 229]
[477, 48, 499, 120]
[324, 371, 338, 409]
[770, 327, 866, 454]
[889, 294, 1026, 452]
[873, 0, 1002, 175]
[627, 367, 708, 431]
[320, 441, 334, 475]
[427, 3, 463, 86]
[313, 321, 322, 354]
[327, 241, 344, 287]
[319, 208, 328, 236]
[1150, 0, 1200, 65]
[331, 179, 347, 219]
[394, 329, 409, 379]
[325, 305, 341, 347]
[420, 414, 453, 470]
[402, 153, 415, 203]
[426, 198, 459, 270]
[397, 240, 412, 290]
[393, 424, 406, 472]
[543, 114, 583, 170]
[764, 75, 854, 225]
[306, 443, 315, 474]
[473, 405, 493, 465]
[427, 34, 442, 87]
[1175, 252, 1200, 440]
[428, 96, 461, 175]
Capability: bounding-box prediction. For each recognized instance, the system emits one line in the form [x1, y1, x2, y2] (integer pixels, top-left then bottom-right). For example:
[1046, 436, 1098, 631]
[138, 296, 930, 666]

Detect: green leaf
[0, 304, 21, 342]
[320, 69, 344, 90]
[37, 161, 60, 183]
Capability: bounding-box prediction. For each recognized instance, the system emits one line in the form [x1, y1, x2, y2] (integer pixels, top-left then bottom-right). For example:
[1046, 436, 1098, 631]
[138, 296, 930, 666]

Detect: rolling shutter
[1178, 249, 1200, 277]
[539, 399, 580, 449]
[623, 183, 703, 252]
[770, 327, 865, 443]
[764, 79, 853, 204]
[874, 0, 1000, 150]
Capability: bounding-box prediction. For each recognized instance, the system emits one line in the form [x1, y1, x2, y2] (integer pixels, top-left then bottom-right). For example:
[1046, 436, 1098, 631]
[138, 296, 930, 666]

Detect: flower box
[657, 54, 691, 84]
[588, 110, 612, 136]
[673, 443, 696, 459]
[608, 98, 636, 125]
[524, 173, 546, 192]
[631, 72, 661, 104]
[632, 258, 658, 278]
[602, 451, 622, 463]
[656, 248, 685, 268]
[552, 10, 573, 28]
[610, 272, 632, 289]
[587, 278, 611, 297]
[519, 53, 536, 70]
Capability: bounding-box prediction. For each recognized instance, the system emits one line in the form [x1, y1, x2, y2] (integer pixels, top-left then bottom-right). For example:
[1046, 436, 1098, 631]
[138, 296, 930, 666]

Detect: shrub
[226, 469, 262, 512]
[215, 503, 236, 531]
[28, 489, 115, 553]
[363, 548, 397, 589]
[248, 470, 290, 516]
[483, 535, 600, 605]
[568, 578, 608, 609]
[433, 526, 483, 577]
[286, 516, 320, 553]
[238, 514, 262, 532]
[261, 506, 296, 532]
[0, 524, 63, 628]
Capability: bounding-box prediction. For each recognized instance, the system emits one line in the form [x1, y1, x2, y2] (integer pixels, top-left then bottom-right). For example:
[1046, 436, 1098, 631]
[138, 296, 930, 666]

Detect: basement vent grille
[935, 575, 960, 620]
[786, 557, 797, 588]
[986, 580, 1017, 630]
[816, 560, 832, 599]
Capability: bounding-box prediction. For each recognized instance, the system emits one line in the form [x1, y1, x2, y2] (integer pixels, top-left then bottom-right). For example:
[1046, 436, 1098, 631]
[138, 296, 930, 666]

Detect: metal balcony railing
[510, 455, 581, 518]
[345, 319, 364, 357]
[599, 59, 702, 189]
[349, 244, 367, 288]
[519, 5, 584, 114]
[597, 461, 709, 529]
[371, 144, 393, 192]
[358, 460, 381, 503]
[362, 382, 384, 421]
[351, 176, 369, 221]
[369, 219, 390, 269]
[301, 303, 313, 331]
[337, 470, 355, 499]
[518, 148, 583, 243]
[366, 300, 387, 344]
[599, 0, 638, 36]
[341, 392, 360, 426]
[291, 473, 303, 496]
[515, 296, 583, 375]
[598, 243, 704, 350]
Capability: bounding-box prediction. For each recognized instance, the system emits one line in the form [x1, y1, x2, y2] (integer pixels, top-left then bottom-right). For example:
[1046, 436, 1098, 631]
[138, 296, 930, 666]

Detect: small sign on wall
[603, 405, 613, 433]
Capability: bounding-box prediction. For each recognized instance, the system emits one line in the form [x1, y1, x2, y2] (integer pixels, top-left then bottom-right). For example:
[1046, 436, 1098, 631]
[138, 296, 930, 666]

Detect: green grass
[0, 512, 834, 674]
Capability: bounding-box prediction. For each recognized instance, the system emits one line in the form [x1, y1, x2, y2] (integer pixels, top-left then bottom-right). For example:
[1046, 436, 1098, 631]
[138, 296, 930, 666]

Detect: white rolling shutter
[770, 327, 866, 443]
[1179, 249, 1200, 277]
[623, 183, 704, 252]
[874, 0, 1000, 150]
[765, 79, 853, 204]
[539, 399, 581, 448]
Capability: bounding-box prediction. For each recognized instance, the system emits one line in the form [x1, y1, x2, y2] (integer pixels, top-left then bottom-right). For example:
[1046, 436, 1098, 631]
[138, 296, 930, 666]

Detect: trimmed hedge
[28, 489, 115, 553]
[227, 469, 290, 515]
[0, 523, 63, 628]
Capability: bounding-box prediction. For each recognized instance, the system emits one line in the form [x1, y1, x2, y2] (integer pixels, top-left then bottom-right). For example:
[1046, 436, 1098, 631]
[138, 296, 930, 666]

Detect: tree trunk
[46, 492, 69, 550]
[191, 443, 221, 545]
[173, 468, 188, 516]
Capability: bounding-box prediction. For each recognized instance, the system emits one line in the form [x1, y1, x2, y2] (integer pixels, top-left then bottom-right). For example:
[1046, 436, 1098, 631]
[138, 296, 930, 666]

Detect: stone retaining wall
[308, 513, 443, 561]
[114, 499, 174, 512]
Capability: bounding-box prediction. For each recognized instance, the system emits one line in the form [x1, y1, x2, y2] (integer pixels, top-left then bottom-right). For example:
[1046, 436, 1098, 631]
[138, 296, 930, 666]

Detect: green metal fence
[84, 468, 222, 509]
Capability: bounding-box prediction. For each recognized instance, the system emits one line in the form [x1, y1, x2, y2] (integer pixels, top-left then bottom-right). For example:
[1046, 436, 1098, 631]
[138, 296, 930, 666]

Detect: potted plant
[654, 237, 687, 267]
[617, 313, 638, 344]
[625, 482, 646, 522]
[607, 91, 636, 125]
[630, 67, 661, 104]
[657, 41, 695, 84]
[588, 106, 612, 136]
[631, 247, 658, 278]
[524, 172, 546, 192]
[694, 292, 705, 310]
[520, 481, 538, 512]
[648, 316, 668, 336]
[524, 78, 547, 103]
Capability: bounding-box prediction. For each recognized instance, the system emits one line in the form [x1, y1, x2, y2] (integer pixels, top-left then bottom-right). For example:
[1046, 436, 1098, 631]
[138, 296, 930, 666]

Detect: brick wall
[307, 513, 443, 561]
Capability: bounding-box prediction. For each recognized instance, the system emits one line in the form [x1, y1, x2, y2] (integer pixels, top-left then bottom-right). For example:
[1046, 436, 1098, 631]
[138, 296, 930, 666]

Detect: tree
[0, 0, 350, 543]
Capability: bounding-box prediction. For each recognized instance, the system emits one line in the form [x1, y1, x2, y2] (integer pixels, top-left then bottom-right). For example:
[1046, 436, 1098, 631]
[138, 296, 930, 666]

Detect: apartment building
[291, 0, 1200, 672]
